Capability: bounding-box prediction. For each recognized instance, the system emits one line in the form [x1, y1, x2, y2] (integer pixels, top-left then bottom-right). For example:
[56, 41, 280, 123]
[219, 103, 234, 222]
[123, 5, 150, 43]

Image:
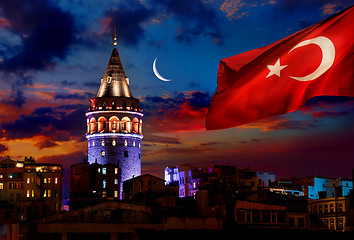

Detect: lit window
[0, 174, 3, 178]
[124, 140, 127, 146]
[102, 168, 106, 175]
[101, 150, 105, 157]
[114, 179, 118, 184]
[44, 178, 47, 184]
[32, 190, 35, 198]
[103, 180, 106, 188]
[55, 178, 58, 184]
[112, 140, 116, 146]
[98, 168, 101, 173]
[139, 143, 141, 148]
[115, 168, 118, 174]
[48, 178, 51, 184]
[27, 190, 30, 197]
[43, 190, 47, 197]
[102, 141, 105, 146]
[114, 191, 118, 198]
[133, 142, 135, 147]
[16, 162, 24, 168]
[92, 141, 95, 147]
[48, 190, 51, 198]
[27, 178, 30, 184]
[0, 183, 3, 190]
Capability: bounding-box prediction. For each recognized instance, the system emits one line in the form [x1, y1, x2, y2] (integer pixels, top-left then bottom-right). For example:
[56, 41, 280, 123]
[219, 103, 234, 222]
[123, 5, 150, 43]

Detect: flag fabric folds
[206, 6, 354, 130]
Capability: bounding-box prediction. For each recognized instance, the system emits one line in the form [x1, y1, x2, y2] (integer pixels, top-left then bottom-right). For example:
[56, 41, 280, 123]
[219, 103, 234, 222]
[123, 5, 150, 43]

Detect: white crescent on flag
[288, 36, 335, 81]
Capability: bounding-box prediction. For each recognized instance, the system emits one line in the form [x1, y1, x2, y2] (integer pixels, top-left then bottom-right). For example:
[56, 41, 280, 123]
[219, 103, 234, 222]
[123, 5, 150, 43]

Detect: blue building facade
[86, 35, 143, 198]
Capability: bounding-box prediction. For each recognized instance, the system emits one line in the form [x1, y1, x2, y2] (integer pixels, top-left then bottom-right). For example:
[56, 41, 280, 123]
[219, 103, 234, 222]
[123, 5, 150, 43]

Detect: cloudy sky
[0, 0, 353, 191]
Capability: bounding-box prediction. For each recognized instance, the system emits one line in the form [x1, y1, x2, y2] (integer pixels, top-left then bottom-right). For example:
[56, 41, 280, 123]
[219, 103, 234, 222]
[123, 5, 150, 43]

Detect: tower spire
[113, 26, 117, 46]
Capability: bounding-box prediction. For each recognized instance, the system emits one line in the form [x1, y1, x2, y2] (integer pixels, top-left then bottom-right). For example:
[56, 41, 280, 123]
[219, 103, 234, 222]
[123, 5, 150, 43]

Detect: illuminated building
[308, 197, 348, 231]
[0, 156, 62, 223]
[164, 164, 275, 198]
[70, 160, 120, 210]
[86, 30, 143, 199]
[267, 181, 304, 197]
[291, 176, 353, 199]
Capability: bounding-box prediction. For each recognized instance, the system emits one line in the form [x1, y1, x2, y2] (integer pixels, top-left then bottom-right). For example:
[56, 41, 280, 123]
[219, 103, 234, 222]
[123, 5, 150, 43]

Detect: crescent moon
[289, 36, 335, 81]
[153, 57, 171, 82]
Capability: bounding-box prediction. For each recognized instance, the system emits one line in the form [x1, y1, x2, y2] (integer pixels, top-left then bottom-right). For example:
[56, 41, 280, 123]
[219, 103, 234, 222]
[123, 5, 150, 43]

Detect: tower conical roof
[96, 47, 132, 98]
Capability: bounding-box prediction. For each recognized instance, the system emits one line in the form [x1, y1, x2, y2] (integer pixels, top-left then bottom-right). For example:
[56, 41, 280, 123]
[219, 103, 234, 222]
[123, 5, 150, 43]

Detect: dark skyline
[0, 0, 353, 181]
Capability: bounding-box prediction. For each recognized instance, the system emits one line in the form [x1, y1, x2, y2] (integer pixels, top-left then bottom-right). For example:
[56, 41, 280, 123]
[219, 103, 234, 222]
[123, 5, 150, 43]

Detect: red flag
[206, 6, 354, 130]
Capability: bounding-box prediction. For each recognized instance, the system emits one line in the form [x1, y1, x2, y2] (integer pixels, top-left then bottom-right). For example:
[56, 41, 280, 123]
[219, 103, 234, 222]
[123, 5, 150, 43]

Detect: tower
[86, 30, 143, 198]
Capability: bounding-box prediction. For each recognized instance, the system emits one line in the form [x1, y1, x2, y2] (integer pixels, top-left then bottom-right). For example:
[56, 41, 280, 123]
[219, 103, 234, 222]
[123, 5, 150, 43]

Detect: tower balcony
[87, 97, 143, 113]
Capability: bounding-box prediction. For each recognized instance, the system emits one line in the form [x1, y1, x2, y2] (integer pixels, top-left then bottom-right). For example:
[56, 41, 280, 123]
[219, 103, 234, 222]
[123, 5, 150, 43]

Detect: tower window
[112, 140, 116, 146]
[102, 168, 106, 175]
[133, 142, 135, 147]
[101, 141, 105, 146]
[124, 140, 127, 146]
[101, 151, 105, 157]
[124, 151, 128, 158]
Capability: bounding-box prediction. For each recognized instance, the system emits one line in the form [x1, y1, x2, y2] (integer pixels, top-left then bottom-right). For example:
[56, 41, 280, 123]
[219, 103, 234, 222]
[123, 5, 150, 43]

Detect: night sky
[0, 0, 353, 192]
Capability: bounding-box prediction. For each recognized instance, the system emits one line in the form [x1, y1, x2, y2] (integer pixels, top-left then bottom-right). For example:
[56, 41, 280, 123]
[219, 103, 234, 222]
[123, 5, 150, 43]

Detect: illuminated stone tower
[86, 30, 143, 198]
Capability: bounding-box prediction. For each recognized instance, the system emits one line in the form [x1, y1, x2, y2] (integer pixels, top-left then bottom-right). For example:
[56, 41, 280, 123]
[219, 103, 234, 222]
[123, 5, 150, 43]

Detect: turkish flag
[206, 6, 354, 130]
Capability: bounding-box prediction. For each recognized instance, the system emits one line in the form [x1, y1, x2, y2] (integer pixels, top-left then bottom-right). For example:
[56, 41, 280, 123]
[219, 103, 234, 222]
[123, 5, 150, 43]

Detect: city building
[164, 164, 275, 198]
[267, 181, 304, 197]
[70, 159, 120, 210]
[123, 174, 166, 200]
[291, 176, 353, 199]
[308, 196, 347, 231]
[86, 30, 143, 199]
[0, 156, 62, 224]
[257, 171, 276, 187]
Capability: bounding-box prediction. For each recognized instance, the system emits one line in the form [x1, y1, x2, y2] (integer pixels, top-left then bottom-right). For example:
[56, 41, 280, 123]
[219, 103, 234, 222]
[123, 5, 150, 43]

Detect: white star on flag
[266, 58, 287, 78]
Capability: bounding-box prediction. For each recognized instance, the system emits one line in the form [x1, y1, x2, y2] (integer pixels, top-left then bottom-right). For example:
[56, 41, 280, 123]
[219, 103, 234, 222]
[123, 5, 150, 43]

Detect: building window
[32, 190, 35, 198]
[92, 141, 95, 147]
[114, 179, 118, 184]
[0, 183, 3, 190]
[26, 178, 30, 184]
[102, 141, 105, 146]
[48, 190, 51, 198]
[103, 180, 106, 188]
[115, 168, 118, 174]
[112, 140, 116, 146]
[27, 190, 30, 198]
[114, 191, 118, 198]
[0, 174, 3, 178]
[124, 140, 127, 146]
[43, 190, 47, 197]
[102, 168, 106, 175]
[98, 168, 101, 173]
[44, 178, 47, 184]
[133, 142, 135, 147]
[48, 178, 51, 184]
[101, 151, 105, 157]
[55, 178, 58, 184]
[124, 151, 128, 158]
